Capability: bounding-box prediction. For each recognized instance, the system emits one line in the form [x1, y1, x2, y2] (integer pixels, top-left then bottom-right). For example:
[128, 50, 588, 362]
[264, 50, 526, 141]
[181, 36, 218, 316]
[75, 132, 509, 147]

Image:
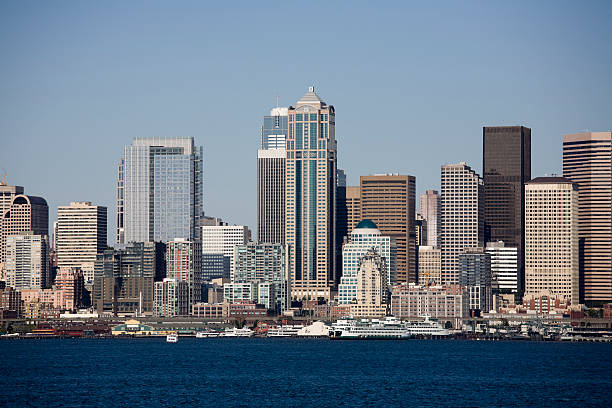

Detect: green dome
[355, 219, 378, 229]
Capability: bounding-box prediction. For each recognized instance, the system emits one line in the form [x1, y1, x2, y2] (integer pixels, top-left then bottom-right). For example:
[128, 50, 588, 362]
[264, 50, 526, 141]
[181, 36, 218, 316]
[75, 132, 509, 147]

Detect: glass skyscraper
[117, 137, 203, 244]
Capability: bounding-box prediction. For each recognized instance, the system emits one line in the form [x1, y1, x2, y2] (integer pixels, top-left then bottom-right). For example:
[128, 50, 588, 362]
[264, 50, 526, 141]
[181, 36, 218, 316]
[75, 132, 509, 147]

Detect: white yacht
[267, 325, 304, 337]
[219, 327, 254, 337]
[331, 316, 411, 339]
[166, 333, 179, 343]
[405, 316, 451, 336]
[195, 331, 220, 338]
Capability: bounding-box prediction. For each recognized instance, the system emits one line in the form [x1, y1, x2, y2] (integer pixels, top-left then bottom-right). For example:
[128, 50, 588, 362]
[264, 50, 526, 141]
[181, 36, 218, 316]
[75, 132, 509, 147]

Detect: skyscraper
[563, 131, 612, 304]
[459, 248, 492, 314]
[258, 107, 288, 244]
[57, 201, 107, 285]
[1, 194, 48, 263]
[285, 87, 337, 300]
[483, 126, 531, 292]
[201, 224, 250, 281]
[485, 241, 518, 293]
[525, 177, 579, 305]
[419, 190, 440, 248]
[117, 137, 203, 244]
[166, 238, 202, 307]
[360, 174, 416, 283]
[440, 162, 484, 284]
[5, 233, 49, 290]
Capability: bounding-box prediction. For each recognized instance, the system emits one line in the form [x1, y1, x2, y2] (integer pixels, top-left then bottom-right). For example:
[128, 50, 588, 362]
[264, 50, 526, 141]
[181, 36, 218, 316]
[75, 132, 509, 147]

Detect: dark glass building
[483, 126, 531, 293]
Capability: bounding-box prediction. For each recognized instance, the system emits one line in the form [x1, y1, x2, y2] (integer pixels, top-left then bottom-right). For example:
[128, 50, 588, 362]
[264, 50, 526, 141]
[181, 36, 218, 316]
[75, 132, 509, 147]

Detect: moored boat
[166, 333, 179, 343]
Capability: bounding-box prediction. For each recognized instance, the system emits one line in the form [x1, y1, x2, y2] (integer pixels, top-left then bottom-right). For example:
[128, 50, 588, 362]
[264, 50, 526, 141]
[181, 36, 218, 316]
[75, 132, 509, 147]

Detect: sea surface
[1, 338, 611, 407]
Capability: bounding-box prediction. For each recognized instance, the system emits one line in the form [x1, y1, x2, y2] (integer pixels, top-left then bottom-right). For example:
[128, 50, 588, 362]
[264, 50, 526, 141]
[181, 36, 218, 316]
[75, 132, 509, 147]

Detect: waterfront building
[5, 233, 48, 290]
[1, 194, 48, 263]
[0, 286, 22, 318]
[417, 246, 441, 285]
[167, 238, 202, 307]
[201, 225, 250, 281]
[440, 162, 484, 284]
[232, 242, 289, 313]
[525, 177, 579, 305]
[338, 220, 396, 304]
[419, 190, 440, 248]
[390, 283, 468, 319]
[483, 126, 531, 292]
[485, 241, 518, 293]
[192, 302, 228, 318]
[56, 201, 107, 285]
[223, 282, 256, 305]
[92, 276, 154, 316]
[459, 248, 492, 314]
[54, 267, 84, 311]
[415, 214, 426, 247]
[350, 249, 388, 318]
[153, 278, 189, 317]
[258, 107, 288, 245]
[360, 174, 416, 283]
[562, 131, 612, 304]
[285, 87, 337, 300]
[117, 137, 203, 244]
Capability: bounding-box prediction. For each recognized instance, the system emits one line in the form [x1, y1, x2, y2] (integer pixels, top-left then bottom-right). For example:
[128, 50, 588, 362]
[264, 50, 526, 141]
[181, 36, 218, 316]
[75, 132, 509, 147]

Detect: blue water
[1, 338, 611, 407]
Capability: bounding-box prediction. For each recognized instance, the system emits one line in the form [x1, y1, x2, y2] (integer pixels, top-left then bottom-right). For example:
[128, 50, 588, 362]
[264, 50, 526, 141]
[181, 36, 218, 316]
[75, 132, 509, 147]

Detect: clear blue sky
[1, 1, 611, 245]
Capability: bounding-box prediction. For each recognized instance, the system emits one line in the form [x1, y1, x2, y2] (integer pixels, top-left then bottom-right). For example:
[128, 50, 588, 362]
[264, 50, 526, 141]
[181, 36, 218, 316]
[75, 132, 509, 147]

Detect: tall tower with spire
[285, 86, 337, 301]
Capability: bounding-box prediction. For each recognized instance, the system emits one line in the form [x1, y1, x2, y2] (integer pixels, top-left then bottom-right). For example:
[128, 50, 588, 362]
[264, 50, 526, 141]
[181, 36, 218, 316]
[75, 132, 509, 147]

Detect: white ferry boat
[406, 316, 451, 336]
[297, 321, 331, 337]
[166, 333, 179, 343]
[195, 331, 220, 338]
[267, 325, 304, 337]
[219, 327, 254, 337]
[330, 316, 411, 339]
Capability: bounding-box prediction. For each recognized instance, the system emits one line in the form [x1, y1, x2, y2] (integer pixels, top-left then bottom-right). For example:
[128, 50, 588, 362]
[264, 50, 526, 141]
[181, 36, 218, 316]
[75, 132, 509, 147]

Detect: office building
[0, 184, 24, 221]
[459, 248, 492, 314]
[338, 220, 396, 304]
[563, 131, 612, 304]
[167, 238, 202, 307]
[54, 267, 84, 311]
[92, 276, 153, 316]
[525, 177, 579, 305]
[153, 278, 189, 317]
[419, 190, 440, 248]
[417, 246, 441, 285]
[117, 137, 203, 244]
[201, 225, 250, 281]
[360, 174, 416, 283]
[94, 241, 166, 280]
[390, 283, 468, 320]
[440, 162, 484, 284]
[5, 233, 49, 290]
[485, 241, 518, 293]
[415, 214, 426, 247]
[56, 201, 107, 285]
[1, 194, 48, 263]
[285, 87, 337, 300]
[483, 126, 531, 292]
[350, 248, 388, 318]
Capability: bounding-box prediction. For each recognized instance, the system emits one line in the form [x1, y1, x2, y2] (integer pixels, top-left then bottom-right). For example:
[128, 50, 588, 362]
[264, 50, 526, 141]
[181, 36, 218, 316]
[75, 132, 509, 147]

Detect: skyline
[1, 2, 612, 245]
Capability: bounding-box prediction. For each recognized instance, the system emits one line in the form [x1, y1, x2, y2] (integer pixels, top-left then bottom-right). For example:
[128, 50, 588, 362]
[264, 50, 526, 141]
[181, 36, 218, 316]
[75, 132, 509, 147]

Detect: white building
[5, 232, 48, 290]
[57, 201, 107, 285]
[485, 241, 518, 292]
[338, 220, 396, 304]
[351, 249, 388, 318]
[201, 225, 250, 281]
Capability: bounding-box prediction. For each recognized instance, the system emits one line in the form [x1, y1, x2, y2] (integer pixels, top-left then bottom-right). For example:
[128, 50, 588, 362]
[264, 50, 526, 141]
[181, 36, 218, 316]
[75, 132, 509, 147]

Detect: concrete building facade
[5, 233, 49, 290]
[459, 248, 492, 314]
[419, 189, 440, 248]
[417, 246, 441, 285]
[153, 278, 189, 317]
[485, 241, 518, 293]
[1, 194, 48, 263]
[201, 225, 250, 281]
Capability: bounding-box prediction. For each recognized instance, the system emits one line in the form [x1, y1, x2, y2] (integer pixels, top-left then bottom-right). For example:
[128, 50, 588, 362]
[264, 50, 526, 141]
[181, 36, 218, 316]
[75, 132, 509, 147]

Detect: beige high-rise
[346, 186, 361, 232]
[285, 87, 337, 300]
[360, 174, 416, 283]
[525, 177, 579, 305]
[57, 202, 107, 285]
[563, 131, 612, 304]
[1, 195, 48, 263]
[418, 246, 441, 285]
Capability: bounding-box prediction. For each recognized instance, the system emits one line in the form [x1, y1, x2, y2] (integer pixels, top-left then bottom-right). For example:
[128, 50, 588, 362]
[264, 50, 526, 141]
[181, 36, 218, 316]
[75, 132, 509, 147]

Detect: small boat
[166, 333, 179, 343]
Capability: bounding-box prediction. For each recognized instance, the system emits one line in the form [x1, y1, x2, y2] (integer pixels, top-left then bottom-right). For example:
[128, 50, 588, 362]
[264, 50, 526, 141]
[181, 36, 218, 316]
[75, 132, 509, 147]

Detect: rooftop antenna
[0, 167, 6, 186]
[276, 95, 279, 108]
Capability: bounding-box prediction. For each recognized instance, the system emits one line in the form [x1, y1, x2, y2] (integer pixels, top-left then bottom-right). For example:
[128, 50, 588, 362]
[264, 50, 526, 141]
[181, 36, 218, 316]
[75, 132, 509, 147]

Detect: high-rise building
[201, 225, 250, 281]
[54, 267, 84, 311]
[483, 126, 531, 292]
[360, 174, 416, 283]
[0, 184, 24, 222]
[336, 169, 347, 284]
[415, 214, 427, 247]
[417, 246, 441, 285]
[525, 177, 579, 305]
[56, 202, 107, 285]
[258, 107, 288, 245]
[350, 248, 388, 318]
[419, 190, 440, 248]
[5, 233, 49, 290]
[459, 248, 492, 314]
[338, 220, 396, 304]
[440, 163, 484, 285]
[117, 137, 203, 244]
[1, 194, 48, 263]
[230, 242, 289, 313]
[153, 278, 189, 317]
[485, 241, 518, 293]
[563, 131, 612, 304]
[346, 186, 361, 232]
[167, 238, 202, 307]
[285, 87, 337, 300]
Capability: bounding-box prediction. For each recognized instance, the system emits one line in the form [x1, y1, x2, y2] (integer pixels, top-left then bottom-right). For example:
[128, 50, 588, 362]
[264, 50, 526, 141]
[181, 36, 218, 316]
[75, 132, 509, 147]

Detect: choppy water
[1, 338, 611, 407]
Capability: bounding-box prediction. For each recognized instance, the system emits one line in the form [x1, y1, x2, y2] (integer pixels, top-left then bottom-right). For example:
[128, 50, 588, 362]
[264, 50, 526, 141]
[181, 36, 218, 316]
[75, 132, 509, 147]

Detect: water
[1, 338, 611, 407]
